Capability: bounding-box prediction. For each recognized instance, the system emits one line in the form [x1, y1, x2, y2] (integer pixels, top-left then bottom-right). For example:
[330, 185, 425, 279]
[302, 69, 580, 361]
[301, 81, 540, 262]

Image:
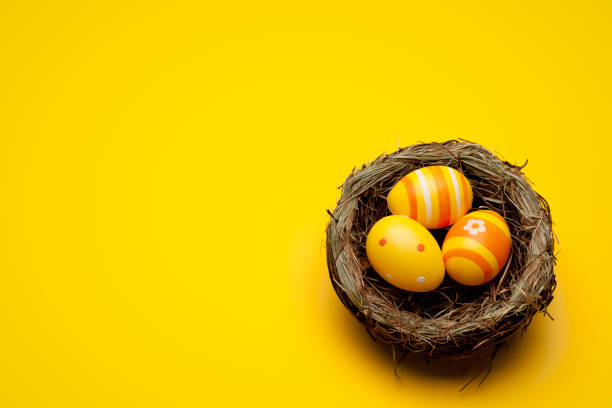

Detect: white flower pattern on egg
[463, 219, 486, 235]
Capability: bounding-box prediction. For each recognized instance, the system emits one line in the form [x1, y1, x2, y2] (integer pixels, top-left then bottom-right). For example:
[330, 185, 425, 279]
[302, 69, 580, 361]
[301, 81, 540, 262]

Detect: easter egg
[441, 210, 511, 286]
[387, 166, 473, 229]
[366, 215, 445, 292]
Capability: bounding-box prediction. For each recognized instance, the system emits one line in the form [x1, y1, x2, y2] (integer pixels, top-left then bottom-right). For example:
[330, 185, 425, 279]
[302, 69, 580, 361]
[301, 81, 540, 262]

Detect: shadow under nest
[326, 140, 557, 362]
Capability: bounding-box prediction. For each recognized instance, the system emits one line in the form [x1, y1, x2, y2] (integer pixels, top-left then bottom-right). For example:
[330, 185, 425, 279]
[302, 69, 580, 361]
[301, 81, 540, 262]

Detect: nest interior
[326, 140, 556, 360]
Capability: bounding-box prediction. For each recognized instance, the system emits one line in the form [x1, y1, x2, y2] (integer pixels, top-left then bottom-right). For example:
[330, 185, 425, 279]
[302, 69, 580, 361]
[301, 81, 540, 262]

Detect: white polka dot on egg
[416, 276, 425, 283]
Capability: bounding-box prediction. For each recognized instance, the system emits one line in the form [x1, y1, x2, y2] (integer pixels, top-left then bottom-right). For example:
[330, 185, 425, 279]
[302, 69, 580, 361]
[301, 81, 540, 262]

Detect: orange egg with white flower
[441, 210, 511, 286]
[387, 165, 473, 229]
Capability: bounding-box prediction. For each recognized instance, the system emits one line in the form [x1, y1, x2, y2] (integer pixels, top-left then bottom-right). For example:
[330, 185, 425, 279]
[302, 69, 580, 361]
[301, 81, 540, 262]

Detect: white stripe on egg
[415, 169, 432, 224]
[447, 167, 462, 216]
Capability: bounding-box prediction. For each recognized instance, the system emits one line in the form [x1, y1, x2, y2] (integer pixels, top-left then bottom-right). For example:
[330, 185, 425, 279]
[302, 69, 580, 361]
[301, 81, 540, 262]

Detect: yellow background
[1, 1, 610, 406]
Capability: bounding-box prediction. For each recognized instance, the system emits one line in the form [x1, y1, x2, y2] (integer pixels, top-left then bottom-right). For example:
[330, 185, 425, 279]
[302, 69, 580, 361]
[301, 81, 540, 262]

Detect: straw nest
[326, 140, 556, 361]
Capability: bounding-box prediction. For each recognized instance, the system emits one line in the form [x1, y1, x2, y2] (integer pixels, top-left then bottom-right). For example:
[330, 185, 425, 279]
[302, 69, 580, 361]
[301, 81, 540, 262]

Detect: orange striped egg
[441, 210, 511, 286]
[387, 166, 473, 229]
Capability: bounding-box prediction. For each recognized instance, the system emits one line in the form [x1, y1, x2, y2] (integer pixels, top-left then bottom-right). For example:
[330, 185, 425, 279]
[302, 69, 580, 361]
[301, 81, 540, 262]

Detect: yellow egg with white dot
[365, 215, 445, 292]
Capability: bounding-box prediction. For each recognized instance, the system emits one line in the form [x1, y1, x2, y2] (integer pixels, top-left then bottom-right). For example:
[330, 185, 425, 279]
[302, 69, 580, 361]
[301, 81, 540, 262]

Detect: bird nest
[326, 140, 556, 362]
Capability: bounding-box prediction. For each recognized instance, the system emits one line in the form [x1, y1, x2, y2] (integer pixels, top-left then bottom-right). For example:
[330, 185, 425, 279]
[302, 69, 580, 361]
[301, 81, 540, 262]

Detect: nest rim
[326, 140, 557, 361]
